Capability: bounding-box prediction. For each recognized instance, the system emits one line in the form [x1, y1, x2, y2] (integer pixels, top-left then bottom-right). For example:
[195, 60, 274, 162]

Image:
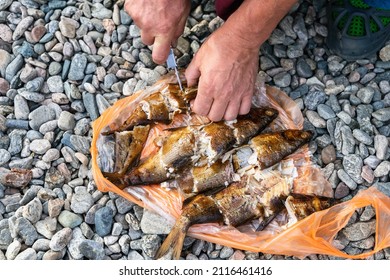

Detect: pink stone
[31, 25, 47, 43]
[0, 24, 13, 43]
[0, 77, 10, 95]
[361, 165, 374, 184]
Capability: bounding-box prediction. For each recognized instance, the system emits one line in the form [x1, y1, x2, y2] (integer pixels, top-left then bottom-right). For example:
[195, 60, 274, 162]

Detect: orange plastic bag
[91, 76, 390, 259]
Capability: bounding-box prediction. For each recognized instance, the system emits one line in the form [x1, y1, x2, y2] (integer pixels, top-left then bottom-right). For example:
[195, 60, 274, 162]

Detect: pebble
[95, 206, 114, 237]
[342, 221, 376, 241]
[58, 210, 82, 228]
[49, 227, 72, 251]
[78, 239, 105, 260]
[29, 139, 51, 155]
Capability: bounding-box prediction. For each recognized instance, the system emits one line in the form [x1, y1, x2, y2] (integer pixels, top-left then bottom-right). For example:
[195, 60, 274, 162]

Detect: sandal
[326, 0, 390, 60]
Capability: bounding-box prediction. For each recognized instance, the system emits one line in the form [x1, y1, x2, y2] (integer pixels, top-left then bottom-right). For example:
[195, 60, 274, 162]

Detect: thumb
[185, 59, 201, 87]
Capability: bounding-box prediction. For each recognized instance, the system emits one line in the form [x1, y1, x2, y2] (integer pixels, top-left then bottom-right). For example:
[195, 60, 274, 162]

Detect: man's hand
[124, 0, 191, 63]
[185, 27, 259, 121]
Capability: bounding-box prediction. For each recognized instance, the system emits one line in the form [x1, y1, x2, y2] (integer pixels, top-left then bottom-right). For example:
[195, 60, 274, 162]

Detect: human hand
[124, 0, 191, 63]
[185, 28, 259, 122]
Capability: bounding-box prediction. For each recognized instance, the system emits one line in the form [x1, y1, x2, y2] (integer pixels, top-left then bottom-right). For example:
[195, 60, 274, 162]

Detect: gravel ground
[1, 0, 390, 260]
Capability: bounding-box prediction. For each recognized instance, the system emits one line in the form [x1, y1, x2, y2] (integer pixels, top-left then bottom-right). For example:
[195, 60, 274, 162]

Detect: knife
[166, 48, 184, 91]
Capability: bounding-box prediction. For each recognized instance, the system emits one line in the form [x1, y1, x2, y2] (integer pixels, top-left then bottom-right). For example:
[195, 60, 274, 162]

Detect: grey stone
[374, 161, 390, 177]
[95, 206, 114, 237]
[140, 209, 172, 235]
[14, 94, 30, 120]
[29, 106, 56, 131]
[58, 210, 83, 229]
[14, 217, 38, 246]
[115, 196, 134, 214]
[22, 198, 42, 224]
[82, 91, 99, 120]
[68, 54, 87, 81]
[0, 149, 11, 166]
[141, 234, 161, 258]
[352, 129, 373, 145]
[342, 220, 376, 241]
[306, 110, 326, 128]
[356, 86, 375, 104]
[47, 76, 64, 93]
[14, 248, 37, 260]
[273, 72, 291, 88]
[304, 91, 326, 110]
[70, 187, 94, 214]
[79, 239, 105, 260]
[5, 54, 24, 82]
[69, 135, 91, 154]
[343, 154, 363, 184]
[337, 169, 357, 190]
[50, 227, 72, 251]
[29, 139, 51, 155]
[372, 108, 390, 122]
[374, 135, 389, 160]
[35, 217, 57, 239]
[91, 3, 113, 19]
[19, 90, 45, 103]
[58, 111, 76, 131]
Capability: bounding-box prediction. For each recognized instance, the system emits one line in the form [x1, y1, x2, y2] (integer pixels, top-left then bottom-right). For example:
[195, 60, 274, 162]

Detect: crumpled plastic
[91, 75, 390, 259]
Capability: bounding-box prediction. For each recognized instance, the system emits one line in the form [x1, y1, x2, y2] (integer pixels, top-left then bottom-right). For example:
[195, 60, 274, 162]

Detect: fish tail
[155, 218, 188, 260]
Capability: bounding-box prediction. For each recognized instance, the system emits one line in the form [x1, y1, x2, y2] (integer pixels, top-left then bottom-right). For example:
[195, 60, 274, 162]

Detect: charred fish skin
[285, 194, 335, 221]
[155, 194, 223, 260]
[124, 107, 278, 186]
[232, 107, 279, 146]
[125, 126, 196, 185]
[234, 130, 314, 170]
[102, 85, 198, 135]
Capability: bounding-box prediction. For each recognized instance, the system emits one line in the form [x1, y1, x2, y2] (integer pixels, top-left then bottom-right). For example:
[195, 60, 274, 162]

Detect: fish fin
[155, 223, 186, 260]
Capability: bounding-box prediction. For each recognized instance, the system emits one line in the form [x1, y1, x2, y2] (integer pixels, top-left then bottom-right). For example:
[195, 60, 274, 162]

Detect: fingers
[152, 35, 173, 64]
[238, 95, 252, 115]
[140, 30, 154, 46]
[185, 60, 201, 87]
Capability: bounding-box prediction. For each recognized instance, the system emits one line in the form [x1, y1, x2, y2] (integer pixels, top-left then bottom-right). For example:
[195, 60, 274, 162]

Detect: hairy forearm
[221, 0, 298, 50]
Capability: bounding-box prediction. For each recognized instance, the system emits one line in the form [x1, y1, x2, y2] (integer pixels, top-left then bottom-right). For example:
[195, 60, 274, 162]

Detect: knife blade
[166, 48, 183, 91]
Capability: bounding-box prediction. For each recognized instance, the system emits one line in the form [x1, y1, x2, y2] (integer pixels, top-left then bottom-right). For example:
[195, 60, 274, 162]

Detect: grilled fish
[102, 84, 197, 135]
[178, 129, 314, 198]
[155, 176, 334, 260]
[123, 107, 278, 186]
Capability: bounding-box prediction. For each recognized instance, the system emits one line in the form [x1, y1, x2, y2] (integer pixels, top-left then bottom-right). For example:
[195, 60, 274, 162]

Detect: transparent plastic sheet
[91, 75, 390, 259]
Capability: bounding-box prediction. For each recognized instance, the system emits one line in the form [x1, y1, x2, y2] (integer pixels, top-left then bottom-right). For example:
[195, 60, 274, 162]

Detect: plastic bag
[91, 75, 390, 259]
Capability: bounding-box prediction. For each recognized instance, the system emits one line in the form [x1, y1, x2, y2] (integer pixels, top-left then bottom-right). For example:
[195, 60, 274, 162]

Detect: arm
[124, 0, 191, 63]
[185, 0, 298, 121]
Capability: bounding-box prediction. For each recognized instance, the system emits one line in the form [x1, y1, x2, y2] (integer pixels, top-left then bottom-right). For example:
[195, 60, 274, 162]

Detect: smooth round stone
[58, 210, 83, 228]
[70, 187, 94, 214]
[374, 135, 389, 160]
[42, 148, 60, 162]
[48, 61, 62, 75]
[29, 139, 51, 155]
[57, 111, 75, 131]
[47, 76, 64, 93]
[78, 240, 105, 260]
[29, 106, 56, 131]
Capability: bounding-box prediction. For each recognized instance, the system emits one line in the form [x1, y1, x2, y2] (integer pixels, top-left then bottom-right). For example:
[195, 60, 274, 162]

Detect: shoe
[326, 0, 390, 60]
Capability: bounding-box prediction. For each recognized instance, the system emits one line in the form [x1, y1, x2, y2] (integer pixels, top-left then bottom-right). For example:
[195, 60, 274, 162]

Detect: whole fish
[156, 176, 334, 260]
[101, 84, 197, 135]
[121, 107, 279, 186]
